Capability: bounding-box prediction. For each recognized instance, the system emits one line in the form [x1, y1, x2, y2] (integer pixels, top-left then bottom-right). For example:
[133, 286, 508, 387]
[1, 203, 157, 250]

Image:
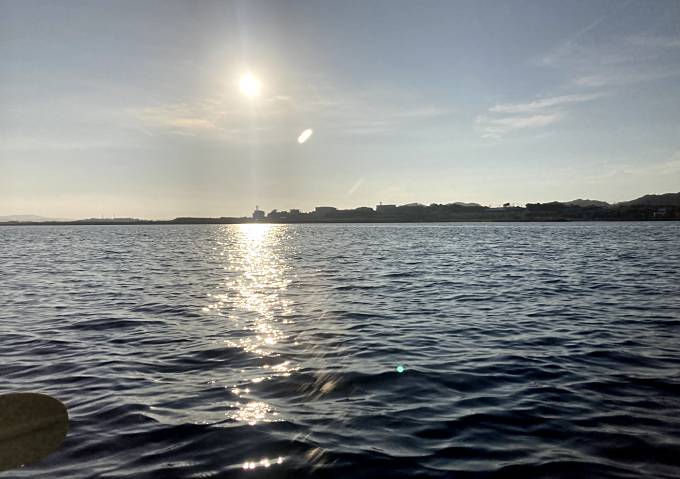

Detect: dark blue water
[2, 223, 680, 478]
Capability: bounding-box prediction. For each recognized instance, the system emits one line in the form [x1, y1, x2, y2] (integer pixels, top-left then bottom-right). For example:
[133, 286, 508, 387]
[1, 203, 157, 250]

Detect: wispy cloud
[539, 32, 680, 88]
[625, 35, 680, 49]
[475, 113, 561, 139]
[168, 118, 218, 130]
[132, 85, 454, 143]
[0, 135, 119, 152]
[395, 106, 451, 119]
[135, 104, 220, 132]
[530, 0, 679, 91]
[573, 68, 680, 88]
[489, 93, 602, 114]
[476, 92, 601, 139]
[131, 97, 283, 141]
[583, 151, 680, 183]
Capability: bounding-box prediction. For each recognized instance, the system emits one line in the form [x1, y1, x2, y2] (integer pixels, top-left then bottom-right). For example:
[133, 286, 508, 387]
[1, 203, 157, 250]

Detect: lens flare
[297, 128, 313, 144]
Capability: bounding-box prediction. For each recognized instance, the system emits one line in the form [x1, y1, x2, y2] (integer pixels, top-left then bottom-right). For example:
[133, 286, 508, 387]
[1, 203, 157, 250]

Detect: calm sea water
[1, 223, 680, 478]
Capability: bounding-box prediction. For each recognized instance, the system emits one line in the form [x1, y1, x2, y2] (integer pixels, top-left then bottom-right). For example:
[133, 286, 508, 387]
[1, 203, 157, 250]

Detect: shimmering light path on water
[1, 223, 680, 478]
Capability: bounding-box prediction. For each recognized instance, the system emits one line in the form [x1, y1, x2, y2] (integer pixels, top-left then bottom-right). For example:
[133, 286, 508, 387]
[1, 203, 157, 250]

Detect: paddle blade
[0, 393, 69, 472]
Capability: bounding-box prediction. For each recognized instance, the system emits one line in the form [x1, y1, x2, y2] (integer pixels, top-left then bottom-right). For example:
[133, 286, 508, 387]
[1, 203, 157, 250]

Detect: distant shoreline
[2, 218, 680, 226]
[2, 192, 679, 225]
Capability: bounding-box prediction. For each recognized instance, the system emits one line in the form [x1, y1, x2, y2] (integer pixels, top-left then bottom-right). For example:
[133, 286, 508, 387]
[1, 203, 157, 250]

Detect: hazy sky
[2, 0, 680, 218]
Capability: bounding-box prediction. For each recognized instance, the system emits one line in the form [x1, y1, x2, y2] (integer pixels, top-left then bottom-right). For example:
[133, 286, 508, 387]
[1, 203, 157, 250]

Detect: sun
[239, 73, 262, 98]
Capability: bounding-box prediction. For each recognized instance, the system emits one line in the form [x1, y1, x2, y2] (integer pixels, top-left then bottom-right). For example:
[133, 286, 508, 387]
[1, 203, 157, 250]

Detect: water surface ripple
[1, 223, 680, 478]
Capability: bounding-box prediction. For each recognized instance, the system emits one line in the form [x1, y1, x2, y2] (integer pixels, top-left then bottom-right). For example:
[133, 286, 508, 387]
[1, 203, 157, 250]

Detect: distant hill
[620, 192, 680, 206]
[451, 202, 482, 207]
[0, 215, 71, 222]
[563, 199, 610, 207]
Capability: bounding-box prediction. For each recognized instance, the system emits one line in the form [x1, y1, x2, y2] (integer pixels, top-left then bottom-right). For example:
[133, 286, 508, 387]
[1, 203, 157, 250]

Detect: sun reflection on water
[205, 224, 293, 357]
[243, 456, 284, 470]
[229, 400, 277, 425]
[203, 224, 295, 429]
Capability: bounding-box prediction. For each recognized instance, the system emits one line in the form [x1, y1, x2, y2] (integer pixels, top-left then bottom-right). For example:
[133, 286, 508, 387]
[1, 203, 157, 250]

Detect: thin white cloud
[583, 152, 680, 183]
[539, 31, 680, 89]
[396, 106, 452, 118]
[536, 0, 633, 69]
[0, 135, 119, 152]
[625, 35, 680, 49]
[489, 114, 561, 129]
[573, 75, 610, 88]
[476, 91, 600, 139]
[169, 118, 217, 130]
[574, 68, 680, 87]
[476, 113, 561, 139]
[133, 85, 454, 143]
[489, 93, 602, 113]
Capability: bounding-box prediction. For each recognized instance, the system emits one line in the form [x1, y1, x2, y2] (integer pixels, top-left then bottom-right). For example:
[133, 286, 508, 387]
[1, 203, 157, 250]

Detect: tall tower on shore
[252, 205, 265, 220]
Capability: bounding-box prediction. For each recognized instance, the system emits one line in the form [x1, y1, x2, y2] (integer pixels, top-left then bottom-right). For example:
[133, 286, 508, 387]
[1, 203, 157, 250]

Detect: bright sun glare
[239, 73, 262, 98]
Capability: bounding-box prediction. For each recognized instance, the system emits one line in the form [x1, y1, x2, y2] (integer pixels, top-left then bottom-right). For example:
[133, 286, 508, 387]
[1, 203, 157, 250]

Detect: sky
[1, 0, 680, 219]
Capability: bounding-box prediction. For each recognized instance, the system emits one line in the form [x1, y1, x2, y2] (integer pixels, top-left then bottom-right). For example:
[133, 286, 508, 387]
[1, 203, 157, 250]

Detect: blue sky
[1, 0, 679, 218]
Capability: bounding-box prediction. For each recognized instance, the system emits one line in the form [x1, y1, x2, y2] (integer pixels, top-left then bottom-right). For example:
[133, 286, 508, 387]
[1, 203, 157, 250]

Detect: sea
[1, 223, 679, 478]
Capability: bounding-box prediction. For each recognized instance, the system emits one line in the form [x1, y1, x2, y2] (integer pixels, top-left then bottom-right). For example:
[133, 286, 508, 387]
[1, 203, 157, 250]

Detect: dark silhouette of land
[2, 192, 679, 225]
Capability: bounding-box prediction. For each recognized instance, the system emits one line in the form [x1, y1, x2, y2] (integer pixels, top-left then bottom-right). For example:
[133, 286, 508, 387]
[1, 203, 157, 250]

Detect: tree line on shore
[2, 193, 678, 225]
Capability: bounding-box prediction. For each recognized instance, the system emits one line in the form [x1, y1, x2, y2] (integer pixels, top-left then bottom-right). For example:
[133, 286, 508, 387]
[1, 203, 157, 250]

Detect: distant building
[376, 203, 397, 213]
[314, 206, 337, 216]
[252, 206, 265, 220]
[289, 209, 301, 215]
[653, 207, 669, 218]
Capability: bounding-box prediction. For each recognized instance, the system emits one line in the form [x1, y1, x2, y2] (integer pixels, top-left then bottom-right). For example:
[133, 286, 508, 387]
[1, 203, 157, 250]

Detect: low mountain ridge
[620, 192, 680, 207]
[563, 199, 610, 207]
